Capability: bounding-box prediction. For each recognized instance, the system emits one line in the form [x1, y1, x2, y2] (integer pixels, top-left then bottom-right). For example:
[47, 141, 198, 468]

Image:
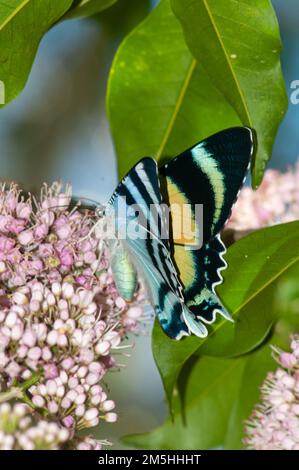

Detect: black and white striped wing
[107, 158, 208, 340]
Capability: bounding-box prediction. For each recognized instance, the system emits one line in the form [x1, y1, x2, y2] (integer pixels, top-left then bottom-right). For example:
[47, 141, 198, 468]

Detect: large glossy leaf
[224, 298, 299, 450]
[99, 0, 151, 38]
[123, 355, 245, 450]
[0, 0, 72, 108]
[153, 221, 299, 409]
[171, 0, 287, 187]
[107, 0, 239, 178]
[64, 0, 117, 20]
[127, 303, 299, 450]
[224, 344, 275, 449]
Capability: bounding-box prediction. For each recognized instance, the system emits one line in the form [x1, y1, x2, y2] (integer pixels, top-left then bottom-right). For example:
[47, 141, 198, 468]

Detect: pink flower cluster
[227, 163, 299, 231]
[0, 182, 145, 450]
[0, 402, 70, 450]
[244, 337, 299, 450]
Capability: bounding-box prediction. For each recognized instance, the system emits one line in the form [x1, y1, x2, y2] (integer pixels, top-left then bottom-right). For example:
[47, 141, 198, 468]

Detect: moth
[98, 127, 254, 340]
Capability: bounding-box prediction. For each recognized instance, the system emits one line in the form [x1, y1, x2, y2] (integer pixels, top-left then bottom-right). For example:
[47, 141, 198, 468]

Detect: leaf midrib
[201, 0, 252, 127]
[0, 0, 30, 31]
[155, 58, 196, 160]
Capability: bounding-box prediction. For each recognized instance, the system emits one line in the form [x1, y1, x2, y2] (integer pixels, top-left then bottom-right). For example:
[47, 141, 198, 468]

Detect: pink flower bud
[83, 251, 96, 265]
[78, 348, 93, 364]
[101, 400, 115, 412]
[17, 345, 28, 358]
[56, 385, 65, 398]
[77, 443, 90, 450]
[16, 202, 31, 220]
[77, 366, 88, 378]
[61, 397, 72, 409]
[90, 385, 102, 396]
[47, 401, 59, 414]
[60, 309, 69, 321]
[44, 363, 59, 379]
[6, 361, 21, 378]
[12, 292, 28, 305]
[86, 373, 99, 386]
[105, 412, 117, 423]
[62, 283, 74, 299]
[18, 230, 33, 246]
[291, 404, 299, 415]
[75, 394, 86, 405]
[34, 323, 47, 341]
[27, 347, 42, 361]
[46, 380, 57, 396]
[66, 390, 77, 402]
[87, 417, 99, 427]
[34, 224, 48, 240]
[58, 299, 68, 311]
[61, 357, 74, 370]
[29, 300, 40, 313]
[51, 282, 62, 297]
[72, 329, 83, 345]
[71, 294, 80, 306]
[59, 370, 69, 384]
[57, 334, 68, 347]
[115, 297, 127, 309]
[0, 352, 9, 368]
[38, 384, 47, 396]
[11, 324, 23, 341]
[83, 302, 97, 315]
[47, 330, 58, 346]
[31, 290, 43, 302]
[59, 249, 73, 268]
[104, 331, 121, 348]
[32, 395, 45, 408]
[56, 225, 71, 240]
[280, 353, 297, 369]
[5, 311, 18, 328]
[84, 408, 98, 422]
[0, 261, 6, 273]
[78, 290, 94, 308]
[95, 340, 111, 356]
[42, 347, 52, 361]
[91, 395, 102, 406]
[23, 329, 37, 347]
[68, 377, 79, 389]
[62, 416, 75, 428]
[75, 405, 85, 417]
[46, 293, 56, 306]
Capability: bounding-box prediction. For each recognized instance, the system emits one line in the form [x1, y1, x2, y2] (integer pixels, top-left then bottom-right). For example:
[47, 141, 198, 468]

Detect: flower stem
[0, 371, 42, 404]
[0, 387, 23, 403]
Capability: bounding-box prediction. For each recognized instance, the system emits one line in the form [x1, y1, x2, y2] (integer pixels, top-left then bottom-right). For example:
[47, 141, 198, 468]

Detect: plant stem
[0, 387, 23, 403]
[0, 370, 42, 405]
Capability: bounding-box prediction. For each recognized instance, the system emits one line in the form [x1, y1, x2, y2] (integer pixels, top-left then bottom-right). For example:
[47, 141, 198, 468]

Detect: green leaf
[107, 0, 239, 179]
[123, 355, 245, 450]
[170, 0, 287, 187]
[64, 0, 117, 20]
[99, 0, 151, 38]
[0, 0, 72, 108]
[224, 344, 275, 449]
[152, 221, 299, 410]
